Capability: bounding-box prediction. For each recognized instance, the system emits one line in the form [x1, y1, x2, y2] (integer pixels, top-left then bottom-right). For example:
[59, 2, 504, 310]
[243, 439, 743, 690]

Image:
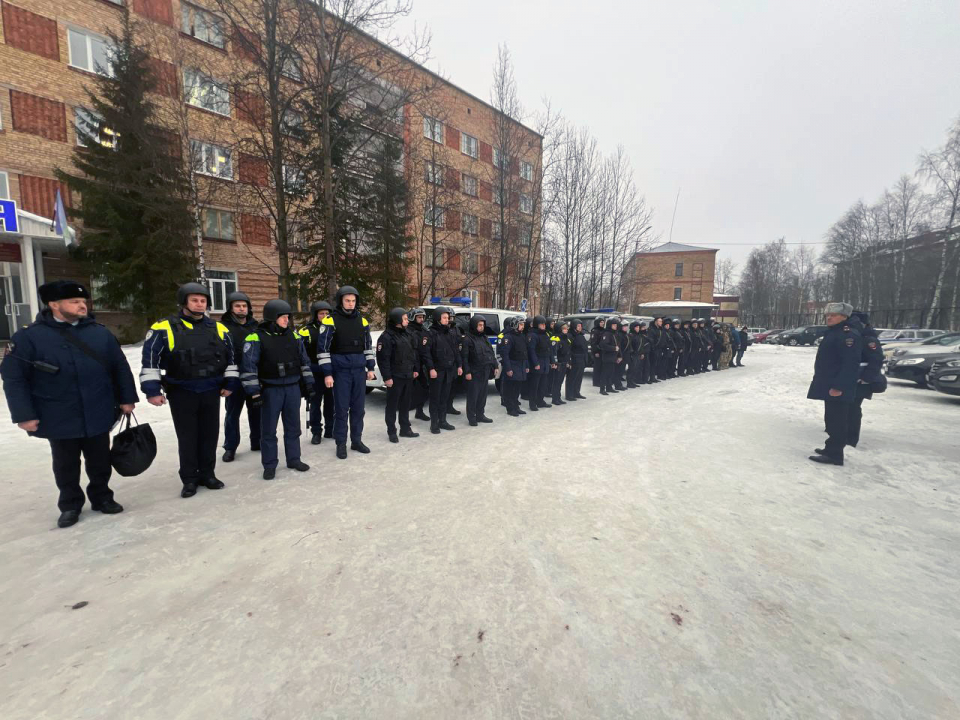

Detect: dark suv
[777, 325, 827, 346]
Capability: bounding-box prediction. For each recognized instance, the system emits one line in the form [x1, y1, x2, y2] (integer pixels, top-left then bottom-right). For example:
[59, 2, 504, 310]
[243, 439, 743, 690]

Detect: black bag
[110, 413, 157, 477]
[871, 376, 888, 394]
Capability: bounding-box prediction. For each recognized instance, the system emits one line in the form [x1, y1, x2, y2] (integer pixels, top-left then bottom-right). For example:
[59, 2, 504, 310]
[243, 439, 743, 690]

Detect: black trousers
[503, 376, 523, 411]
[551, 366, 566, 402]
[591, 354, 603, 386]
[711, 348, 722, 370]
[566, 356, 586, 398]
[49, 432, 113, 512]
[847, 393, 867, 448]
[412, 371, 430, 412]
[466, 370, 491, 421]
[385, 375, 413, 434]
[823, 401, 851, 459]
[646, 350, 658, 382]
[168, 385, 221, 484]
[428, 368, 455, 425]
[528, 371, 550, 408]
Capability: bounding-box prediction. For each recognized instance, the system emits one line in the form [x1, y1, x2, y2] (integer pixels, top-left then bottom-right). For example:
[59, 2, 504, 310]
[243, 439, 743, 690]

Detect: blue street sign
[0, 199, 19, 233]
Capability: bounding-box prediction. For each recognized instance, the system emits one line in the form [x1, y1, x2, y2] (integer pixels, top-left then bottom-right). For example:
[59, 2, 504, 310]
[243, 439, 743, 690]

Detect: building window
[0, 172, 8, 200]
[493, 147, 506, 169]
[493, 184, 504, 206]
[74, 108, 117, 148]
[463, 252, 478, 274]
[519, 193, 532, 214]
[461, 174, 477, 197]
[426, 245, 443, 267]
[492, 220, 503, 240]
[184, 68, 230, 116]
[203, 208, 235, 241]
[673, 287, 682, 300]
[461, 133, 478, 158]
[281, 109, 305, 137]
[280, 52, 304, 82]
[190, 140, 233, 179]
[68, 28, 113, 76]
[520, 160, 533, 181]
[519, 260, 530, 279]
[180, 3, 225, 49]
[425, 161, 443, 186]
[282, 164, 307, 194]
[90, 276, 133, 310]
[675, 262, 683, 277]
[207, 270, 237, 313]
[423, 116, 443, 143]
[520, 223, 532, 247]
[461, 213, 478, 236]
[424, 204, 444, 227]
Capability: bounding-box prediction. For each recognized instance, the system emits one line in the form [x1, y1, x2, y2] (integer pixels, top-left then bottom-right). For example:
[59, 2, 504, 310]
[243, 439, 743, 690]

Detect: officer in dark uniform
[678, 320, 693, 376]
[589, 317, 606, 387]
[627, 321, 643, 388]
[637, 321, 653, 384]
[599, 317, 621, 394]
[647, 317, 663, 383]
[462, 314, 499, 425]
[526, 315, 553, 410]
[420, 306, 462, 433]
[317, 285, 375, 459]
[376, 307, 420, 442]
[220, 291, 260, 462]
[2, 280, 138, 528]
[843, 311, 885, 451]
[660, 319, 677, 379]
[240, 299, 313, 480]
[565, 319, 588, 401]
[669, 318, 685, 378]
[297, 300, 336, 445]
[499, 316, 529, 416]
[550, 319, 571, 405]
[807, 302, 862, 466]
[615, 318, 630, 389]
[141, 282, 238, 498]
[406, 308, 431, 421]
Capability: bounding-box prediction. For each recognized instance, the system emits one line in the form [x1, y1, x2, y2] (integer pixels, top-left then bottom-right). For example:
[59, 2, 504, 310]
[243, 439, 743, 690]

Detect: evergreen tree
[57, 11, 195, 334]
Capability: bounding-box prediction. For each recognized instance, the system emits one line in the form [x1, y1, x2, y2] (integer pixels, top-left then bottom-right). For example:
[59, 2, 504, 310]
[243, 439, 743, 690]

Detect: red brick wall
[239, 153, 268, 185]
[19, 175, 71, 216]
[1, 2, 59, 61]
[10, 91, 67, 142]
[147, 57, 179, 99]
[240, 213, 271, 246]
[444, 125, 460, 151]
[132, 0, 173, 26]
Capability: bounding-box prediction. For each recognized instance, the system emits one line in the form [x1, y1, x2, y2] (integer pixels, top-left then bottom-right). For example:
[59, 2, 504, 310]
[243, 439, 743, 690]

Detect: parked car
[884, 333, 960, 386]
[929, 358, 960, 397]
[877, 328, 946, 345]
[884, 331, 960, 361]
[776, 325, 827, 346]
[754, 329, 783, 343]
[745, 327, 766, 337]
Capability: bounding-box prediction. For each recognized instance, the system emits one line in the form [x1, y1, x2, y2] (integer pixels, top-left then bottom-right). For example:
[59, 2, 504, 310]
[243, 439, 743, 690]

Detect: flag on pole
[53, 188, 68, 238]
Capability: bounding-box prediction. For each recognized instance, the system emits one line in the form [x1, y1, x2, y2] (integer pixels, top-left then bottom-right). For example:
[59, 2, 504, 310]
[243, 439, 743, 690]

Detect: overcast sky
[396, 0, 960, 272]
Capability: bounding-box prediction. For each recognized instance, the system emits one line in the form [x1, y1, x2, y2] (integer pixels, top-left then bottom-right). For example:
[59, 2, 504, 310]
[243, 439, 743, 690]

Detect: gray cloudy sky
[397, 0, 960, 271]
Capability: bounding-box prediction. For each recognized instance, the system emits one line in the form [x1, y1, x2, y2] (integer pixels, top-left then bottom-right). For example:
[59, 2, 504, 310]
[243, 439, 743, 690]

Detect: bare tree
[714, 258, 737, 295]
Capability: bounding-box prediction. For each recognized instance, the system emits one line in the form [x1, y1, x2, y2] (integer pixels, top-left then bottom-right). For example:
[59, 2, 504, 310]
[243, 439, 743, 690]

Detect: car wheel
[915, 380, 928, 389]
[788, 338, 799, 346]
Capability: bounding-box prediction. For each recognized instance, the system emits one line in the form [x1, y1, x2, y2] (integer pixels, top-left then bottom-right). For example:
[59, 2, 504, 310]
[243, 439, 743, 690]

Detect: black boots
[399, 428, 420, 438]
[222, 449, 236, 462]
[809, 454, 843, 466]
[58, 510, 80, 528]
[287, 461, 310, 471]
[336, 444, 348, 459]
[311, 433, 322, 445]
[351, 441, 371, 453]
[181, 483, 198, 498]
[201, 477, 225, 490]
[91, 499, 123, 514]
[263, 468, 276, 480]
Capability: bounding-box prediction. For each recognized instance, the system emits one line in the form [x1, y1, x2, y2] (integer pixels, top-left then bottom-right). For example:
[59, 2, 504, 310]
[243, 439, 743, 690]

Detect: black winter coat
[377, 326, 418, 380]
[807, 323, 862, 403]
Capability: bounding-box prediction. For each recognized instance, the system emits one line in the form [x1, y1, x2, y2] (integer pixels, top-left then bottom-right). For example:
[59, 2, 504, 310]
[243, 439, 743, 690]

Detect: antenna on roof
[669, 187, 681, 244]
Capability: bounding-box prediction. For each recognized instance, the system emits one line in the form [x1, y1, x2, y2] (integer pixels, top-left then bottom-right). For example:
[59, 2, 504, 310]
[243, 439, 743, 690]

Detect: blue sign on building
[0, 199, 19, 234]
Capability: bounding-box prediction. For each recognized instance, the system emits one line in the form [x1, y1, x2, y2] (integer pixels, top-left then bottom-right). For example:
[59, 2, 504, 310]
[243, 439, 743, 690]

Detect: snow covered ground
[1, 344, 958, 719]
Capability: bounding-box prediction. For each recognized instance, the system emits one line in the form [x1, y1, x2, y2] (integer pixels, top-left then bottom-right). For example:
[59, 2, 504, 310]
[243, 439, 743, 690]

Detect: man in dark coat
[296, 300, 335, 444]
[376, 307, 420, 442]
[526, 315, 553, 410]
[627, 321, 643, 388]
[589, 317, 605, 387]
[2, 280, 138, 528]
[407, 308, 431, 421]
[220, 291, 260, 462]
[550, 320, 571, 404]
[807, 302, 862, 466]
[647, 317, 663, 383]
[498, 316, 529, 416]
[462, 315, 499, 425]
[844, 311, 885, 450]
[599, 317, 622, 395]
[420, 306, 462, 433]
[565, 319, 589, 401]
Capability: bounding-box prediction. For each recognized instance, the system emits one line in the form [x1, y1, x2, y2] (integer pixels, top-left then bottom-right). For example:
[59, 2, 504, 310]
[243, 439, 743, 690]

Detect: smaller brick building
[623, 242, 718, 313]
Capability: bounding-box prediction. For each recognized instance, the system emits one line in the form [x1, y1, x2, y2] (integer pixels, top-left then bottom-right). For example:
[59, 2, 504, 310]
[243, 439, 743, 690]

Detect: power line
[699, 241, 828, 246]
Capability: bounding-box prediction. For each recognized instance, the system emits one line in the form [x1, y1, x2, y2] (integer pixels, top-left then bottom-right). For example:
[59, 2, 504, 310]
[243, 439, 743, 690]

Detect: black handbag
[110, 413, 157, 477]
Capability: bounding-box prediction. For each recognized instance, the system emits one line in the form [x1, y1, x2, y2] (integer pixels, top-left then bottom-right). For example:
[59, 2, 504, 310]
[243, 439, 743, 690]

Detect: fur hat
[824, 302, 853, 317]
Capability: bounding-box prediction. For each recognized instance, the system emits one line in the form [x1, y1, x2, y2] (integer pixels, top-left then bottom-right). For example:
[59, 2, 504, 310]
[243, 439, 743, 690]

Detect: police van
[366, 305, 526, 392]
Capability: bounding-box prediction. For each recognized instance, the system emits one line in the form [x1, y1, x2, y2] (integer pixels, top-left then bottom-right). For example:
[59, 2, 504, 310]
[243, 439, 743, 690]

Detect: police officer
[550, 320, 571, 405]
[526, 315, 553, 410]
[462, 314, 499, 425]
[376, 307, 420, 442]
[627, 321, 643, 388]
[420, 306, 462, 433]
[407, 308, 431, 422]
[807, 302, 862, 466]
[637, 321, 653, 384]
[728, 325, 741, 368]
[678, 320, 693, 376]
[2, 280, 138, 528]
[647, 317, 663, 383]
[599, 317, 621, 394]
[446, 316, 466, 417]
[240, 299, 313, 480]
[843, 311, 885, 451]
[589, 317, 605, 388]
[565, 319, 589, 401]
[317, 286, 375, 459]
[141, 282, 238, 498]
[297, 300, 335, 444]
[735, 325, 750, 367]
[221, 291, 260, 462]
[661, 319, 677, 379]
[499, 316, 529, 416]
[669, 319, 685, 378]
[615, 318, 630, 389]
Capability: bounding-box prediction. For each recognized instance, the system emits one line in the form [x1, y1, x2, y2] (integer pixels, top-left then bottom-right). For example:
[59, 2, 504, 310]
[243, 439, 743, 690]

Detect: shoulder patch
[4, 342, 13, 356]
[422, 336, 428, 346]
[377, 343, 383, 352]
[144, 329, 153, 340]
[843, 325, 851, 332]
[868, 341, 877, 350]
[845, 338, 854, 347]
[243, 342, 253, 353]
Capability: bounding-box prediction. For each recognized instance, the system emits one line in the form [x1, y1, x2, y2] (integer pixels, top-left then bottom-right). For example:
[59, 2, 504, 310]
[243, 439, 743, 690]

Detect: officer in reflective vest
[296, 300, 335, 444]
[240, 299, 314, 480]
[140, 282, 239, 498]
[317, 285, 375, 459]
[220, 290, 260, 462]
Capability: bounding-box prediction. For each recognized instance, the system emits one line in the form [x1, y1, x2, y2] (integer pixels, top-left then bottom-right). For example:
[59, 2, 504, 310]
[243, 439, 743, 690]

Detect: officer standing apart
[462, 315, 499, 425]
[420, 306, 462, 434]
[240, 299, 314, 480]
[2, 281, 137, 528]
[297, 300, 335, 444]
[141, 283, 238, 498]
[807, 302, 862, 466]
[498, 316, 529, 416]
[317, 286, 375, 459]
[376, 307, 420, 442]
[220, 291, 260, 462]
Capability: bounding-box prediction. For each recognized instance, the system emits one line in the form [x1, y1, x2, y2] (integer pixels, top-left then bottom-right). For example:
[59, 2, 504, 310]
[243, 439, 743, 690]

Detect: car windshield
[878, 331, 900, 339]
[927, 333, 960, 346]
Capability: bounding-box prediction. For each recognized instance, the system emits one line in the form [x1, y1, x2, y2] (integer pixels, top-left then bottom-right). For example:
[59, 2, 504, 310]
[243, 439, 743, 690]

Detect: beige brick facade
[623, 243, 718, 312]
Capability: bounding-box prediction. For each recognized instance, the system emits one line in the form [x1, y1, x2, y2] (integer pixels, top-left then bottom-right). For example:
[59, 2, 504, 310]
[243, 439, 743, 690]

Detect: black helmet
[532, 315, 546, 328]
[433, 306, 452, 322]
[607, 317, 620, 330]
[851, 311, 869, 325]
[388, 307, 407, 327]
[629, 320, 640, 331]
[335, 285, 360, 307]
[225, 290, 251, 309]
[469, 314, 487, 334]
[639, 321, 648, 329]
[310, 300, 333, 317]
[408, 307, 427, 322]
[262, 298, 293, 322]
[177, 282, 211, 306]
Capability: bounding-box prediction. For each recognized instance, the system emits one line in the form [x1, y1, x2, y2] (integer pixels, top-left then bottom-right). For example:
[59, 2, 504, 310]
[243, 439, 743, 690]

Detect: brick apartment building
[622, 241, 718, 312]
[0, 0, 541, 340]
